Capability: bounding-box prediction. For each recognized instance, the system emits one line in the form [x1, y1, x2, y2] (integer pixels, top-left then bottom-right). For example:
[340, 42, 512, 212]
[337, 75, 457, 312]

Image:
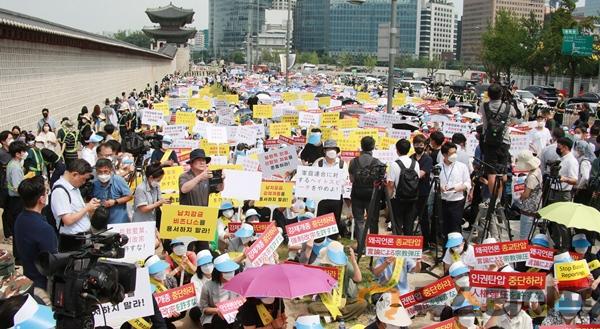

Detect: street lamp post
[348, 0, 397, 113]
[285, 0, 291, 89]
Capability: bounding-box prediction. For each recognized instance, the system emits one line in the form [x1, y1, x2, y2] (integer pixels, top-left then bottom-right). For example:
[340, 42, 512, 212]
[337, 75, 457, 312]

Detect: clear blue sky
[0, 0, 209, 35]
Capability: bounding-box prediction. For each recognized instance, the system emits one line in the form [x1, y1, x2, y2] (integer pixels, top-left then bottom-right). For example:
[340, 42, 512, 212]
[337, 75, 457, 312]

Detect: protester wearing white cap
[531, 233, 551, 248]
[363, 291, 411, 328]
[150, 134, 179, 167]
[81, 133, 102, 166]
[514, 150, 543, 240]
[295, 315, 323, 329]
[542, 290, 589, 325]
[245, 208, 261, 223]
[307, 241, 367, 321]
[144, 255, 174, 293]
[199, 253, 241, 327]
[443, 232, 476, 273]
[165, 239, 197, 285]
[371, 254, 421, 295]
[482, 299, 533, 329]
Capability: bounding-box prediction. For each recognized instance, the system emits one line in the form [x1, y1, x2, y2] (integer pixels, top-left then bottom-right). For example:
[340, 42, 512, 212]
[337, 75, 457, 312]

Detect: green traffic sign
[562, 34, 593, 57]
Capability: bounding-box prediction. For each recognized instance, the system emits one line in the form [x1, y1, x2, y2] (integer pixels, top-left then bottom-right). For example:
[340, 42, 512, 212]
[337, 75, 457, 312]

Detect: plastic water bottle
[338, 320, 346, 329]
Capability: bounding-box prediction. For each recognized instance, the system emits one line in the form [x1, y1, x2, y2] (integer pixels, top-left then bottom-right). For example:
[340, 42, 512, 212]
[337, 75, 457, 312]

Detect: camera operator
[14, 176, 57, 305]
[439, 142, 472, 238]
[179, 149, 223, 251]
[479, 83, 520, 199]
[540, 128, 565, 174]
[548, 137, 579, 249]
[50, 159, 100, 250]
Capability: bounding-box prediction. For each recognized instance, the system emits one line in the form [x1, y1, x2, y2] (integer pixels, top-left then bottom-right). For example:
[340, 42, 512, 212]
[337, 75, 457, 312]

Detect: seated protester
[546, 252, 576, 307]
[448, 261, 480, 309]
[371, 254, 421, 296]
[294, 315, 323, 329]
[244, 208, 261, 223]
[441, 295, 481, 329]
[143, 255, 181, 329]
[482, 301, 533, 329]
[212, 201, 238, 251]
[14, 176, 57, 305]
[189, 250, 214, 325]
[365, 291, 412, 329]
[0, 294, 55, 329]
[542, 290, 590, 325]
[297, 214, 333, 265]
[165, 239, 197, 285]
[200, 254, 241, 329]
[228, 223, 255, 254]
[150, 135, 179, 167]
[572, 233, 596, 262]
[308, 241, 368, 321]
[443, 232, 476, 273]
[132, 163, 171, 224]
[237, 297, 287, 329]
[91, 159, 133, 224]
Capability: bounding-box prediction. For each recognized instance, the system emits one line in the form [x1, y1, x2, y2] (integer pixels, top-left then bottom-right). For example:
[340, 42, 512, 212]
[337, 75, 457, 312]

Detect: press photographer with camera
[479, 83, 521, 198]
[50, 159, 100, 251]
[14, 176, 58, 305]
[91, 159, 133, 225]
[179, 148, 224, 251]
[540, 128, 565, 175]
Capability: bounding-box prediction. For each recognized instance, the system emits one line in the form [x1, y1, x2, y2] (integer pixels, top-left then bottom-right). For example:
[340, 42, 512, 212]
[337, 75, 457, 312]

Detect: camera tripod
[527, 173, 563, 241]
[418, 171, 444, 279]
[356, 179, 396, 263]
[467, 158, 513, 244]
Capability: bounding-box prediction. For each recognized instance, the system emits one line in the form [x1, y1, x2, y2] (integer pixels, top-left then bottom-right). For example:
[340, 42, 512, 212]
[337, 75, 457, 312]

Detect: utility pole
[386, 0, 397, 114]
[285, 0, 291, 89]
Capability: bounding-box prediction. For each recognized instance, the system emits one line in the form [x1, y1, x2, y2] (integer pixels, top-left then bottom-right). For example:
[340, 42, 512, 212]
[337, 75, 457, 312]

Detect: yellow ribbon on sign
[451, 251, 461, 262]
[160, 150, 173, 163]
[256, 304, 274, 326]
[319, 266, 345, 319]
[150, 277, 168, 292]
[589, 259, 600, 271]
[358, 258, 404, 300]
[320, 293, 343, 320]
[128, 318, 152, 329]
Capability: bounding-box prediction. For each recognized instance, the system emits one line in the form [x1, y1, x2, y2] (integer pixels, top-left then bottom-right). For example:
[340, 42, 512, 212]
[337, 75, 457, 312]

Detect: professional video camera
[547, 160, 561, 179]
[209, 169, 224, 193]
[366, 163, 388, 183]
[35, 231, 136, 329]
[432, 164, 442, 178]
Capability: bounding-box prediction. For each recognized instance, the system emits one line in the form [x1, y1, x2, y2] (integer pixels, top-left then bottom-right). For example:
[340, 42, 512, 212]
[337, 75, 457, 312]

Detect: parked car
[515, 90, 537, 106]
[523, 85, 558, 106]
[566, 92, 600, 105]
[450, 79, 480, 93]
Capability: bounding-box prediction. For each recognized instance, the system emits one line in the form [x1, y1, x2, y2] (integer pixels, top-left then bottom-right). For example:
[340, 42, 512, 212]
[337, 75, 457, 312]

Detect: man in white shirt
[540, 127, 565, 174]
[528, 115, 552, 156]
[81, 133, 102, 166]
[439, 142, 472, 238]
[50, 159, 100, 251]
[387, 139, 421, 235]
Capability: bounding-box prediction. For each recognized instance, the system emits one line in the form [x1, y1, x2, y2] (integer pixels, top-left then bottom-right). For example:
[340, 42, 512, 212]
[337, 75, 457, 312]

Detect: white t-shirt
[81, 147, 97, 166]
[443, 244, 476, 267]
[528, 128, 552, 155]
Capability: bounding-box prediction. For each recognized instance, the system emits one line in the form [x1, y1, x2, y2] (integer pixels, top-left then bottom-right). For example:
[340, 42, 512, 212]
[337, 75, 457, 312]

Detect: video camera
[36, 231, 136, 329]
[209, 169, 224, 193]
[366, 163, 388, 182]
[547, 160, 561, 179]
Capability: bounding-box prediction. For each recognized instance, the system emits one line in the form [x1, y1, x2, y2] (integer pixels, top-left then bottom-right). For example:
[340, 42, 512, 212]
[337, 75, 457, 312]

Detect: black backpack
[351, 157, 379, 200]
[395, 159, 419, 201]
[483, 101, 510, 146]
[122, 132, 145, 156]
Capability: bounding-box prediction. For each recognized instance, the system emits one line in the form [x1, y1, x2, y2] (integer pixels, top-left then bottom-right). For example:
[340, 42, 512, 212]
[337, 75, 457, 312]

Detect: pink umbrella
[222, 263, 338, 298]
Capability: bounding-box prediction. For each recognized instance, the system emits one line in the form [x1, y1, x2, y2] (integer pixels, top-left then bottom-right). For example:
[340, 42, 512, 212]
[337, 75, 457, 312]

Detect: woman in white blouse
[37, 123, 60, 154]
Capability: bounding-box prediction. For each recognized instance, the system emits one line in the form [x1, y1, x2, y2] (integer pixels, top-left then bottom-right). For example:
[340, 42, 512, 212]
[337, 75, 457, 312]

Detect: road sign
[562, 28, 578, 36]
[562, 34, 593, 57]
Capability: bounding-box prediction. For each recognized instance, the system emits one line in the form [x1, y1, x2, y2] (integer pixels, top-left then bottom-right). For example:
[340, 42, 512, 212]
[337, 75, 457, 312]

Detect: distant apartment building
[419, 0, 457, 60]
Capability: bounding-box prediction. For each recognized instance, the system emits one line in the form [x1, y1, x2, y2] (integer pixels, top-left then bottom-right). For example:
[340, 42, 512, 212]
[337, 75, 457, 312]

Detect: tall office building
[209, 0, 273, 57]
[294, 0, 420, 57]
[583, 0, 600, 16]
[271, 0, 296, 10]
[419, 0, 456, 60]
[460, 0, 544, 64]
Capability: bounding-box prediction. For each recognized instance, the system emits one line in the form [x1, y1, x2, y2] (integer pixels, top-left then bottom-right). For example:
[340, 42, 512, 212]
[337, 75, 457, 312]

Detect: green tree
[230, 52, 245, 64]
[520, 12, 545, 85]
[455, 60, 469, 77]
[113, 30, 152, 49]
[307, 51, 320, 65]
[481, 10, 527, 82]
[424, 57, 442, 77]
[338, 52, 353, 69]
[363, 55, 378, 72]
[260, 49, 274, 64]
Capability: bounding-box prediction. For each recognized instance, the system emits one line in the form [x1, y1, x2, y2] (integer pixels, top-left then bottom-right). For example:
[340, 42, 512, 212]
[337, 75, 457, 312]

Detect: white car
[516, 90, 537, 106]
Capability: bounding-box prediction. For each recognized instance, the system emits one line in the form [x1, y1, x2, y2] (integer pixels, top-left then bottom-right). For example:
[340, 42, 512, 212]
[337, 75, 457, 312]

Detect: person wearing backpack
[313, 139, 349, 238]
[479, 83, 520, 199]
[387, 139, 421, 235]
[348, 136, 384, 241]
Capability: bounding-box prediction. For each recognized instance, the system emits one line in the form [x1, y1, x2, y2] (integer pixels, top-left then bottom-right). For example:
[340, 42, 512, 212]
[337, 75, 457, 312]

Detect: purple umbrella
[222, 263, 338, 298]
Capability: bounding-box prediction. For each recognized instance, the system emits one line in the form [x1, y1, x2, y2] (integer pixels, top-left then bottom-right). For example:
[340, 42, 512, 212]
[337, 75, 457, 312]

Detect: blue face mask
[307, 133, 321, 146]
[236, 150, 246, 157]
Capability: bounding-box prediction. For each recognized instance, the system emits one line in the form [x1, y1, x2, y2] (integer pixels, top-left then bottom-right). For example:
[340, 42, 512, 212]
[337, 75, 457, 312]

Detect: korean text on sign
[294, 166, 345, 200]
[469, 270, 546, 303]
[526, 246, 554, 270]
[258, 145, 299, 179]
[473, 240, 530, 265]
[365, 234, 423, 259]
[244, 222, 284, 266]
[254, 181, 294, 207]
[159, 205, 218, 241]
[217, 297, 247, 324]
[399, 276, 457, 317]
[285, 213, 339, 245]
[154, 283, 197, 318]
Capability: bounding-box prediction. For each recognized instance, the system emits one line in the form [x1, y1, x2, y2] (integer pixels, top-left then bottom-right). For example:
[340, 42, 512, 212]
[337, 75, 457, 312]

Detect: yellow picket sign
[254, 181, 294, 207]
[393, 94, 407, 107]
[357, 92, 371, 102]
[208, 164, 243, 171]
[295, 105, 308, 112]
[188, 98, 211, 110]
[153, 103, 169, 112]
[302, 92, 315, 101]
[320, 127, 334, 140]
[337, 136, 360, 151]
[175, 111, 196, 130]
[199, 87, 211, 96]
[208, 193, 242, 208]
[318, 97, 331, 107]
[338, 118, 358, 129]
[161, 192, 180, 205]
[282, 92, 298, 102]
[200, 139, 230, 156]
[555, 260, 590, 281]
[321, 112, 340, 127]
[350, 128, 379, 140]
[269, 122, 292, 137]
[281, 115, 299, 126]
[253, 104, 274, 119]
[159, 205, 219, 241]
[160, 166, 184, 194]
[379, 136, 398, 150]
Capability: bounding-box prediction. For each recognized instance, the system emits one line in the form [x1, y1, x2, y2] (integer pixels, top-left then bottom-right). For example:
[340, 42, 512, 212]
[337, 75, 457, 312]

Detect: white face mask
[97, 174, 111, 183]
[173, 245, 186, 256]
[153, 271, 166, 281]
[451, 245, 464, 254]
[223, 209, 234, 218]
[455, 276, 470, 288]
[447, 153, 458, 163]
[574, 133, 582, 140]
[201, 263, 214, 275]
[222, 271, 235, 281]
[537, 120, 545, 128]
[458, 315, 475, 327]
[150, 180, 161, 188]
[325, 150, 337, 159]
[260, 297, 275, 304]
[575, 247, 588, 255]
